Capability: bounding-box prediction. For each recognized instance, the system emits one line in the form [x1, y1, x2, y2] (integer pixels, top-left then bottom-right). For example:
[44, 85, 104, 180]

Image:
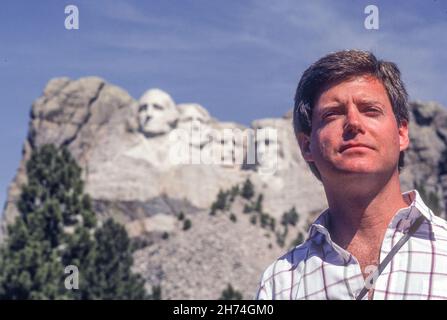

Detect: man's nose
[343, 107, 365, 134]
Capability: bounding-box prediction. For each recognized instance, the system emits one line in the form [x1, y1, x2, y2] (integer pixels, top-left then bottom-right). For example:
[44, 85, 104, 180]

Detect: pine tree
[149, 285, 162, 300]
[229, 185, 239, 202]
[82, 219, 147, 299]
[241, 178, 254, 200]
[183, 219, 192, 231]
[0, 145, 92, 299]
[291, 232, 305, 248]
[215, 190, 228, 210]
[0, 144, 147, 299]
[281, 207, 299, 227]
[219, 283, 243, 300]
[210, 190, 228, 215]
[254, 194, 263, 212]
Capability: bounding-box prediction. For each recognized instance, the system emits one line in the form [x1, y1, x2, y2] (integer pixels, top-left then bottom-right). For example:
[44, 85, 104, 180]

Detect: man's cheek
[319, 139, 333, 155]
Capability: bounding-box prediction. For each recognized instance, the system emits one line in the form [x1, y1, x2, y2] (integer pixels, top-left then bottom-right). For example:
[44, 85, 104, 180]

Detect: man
[256, 50, 447, 300]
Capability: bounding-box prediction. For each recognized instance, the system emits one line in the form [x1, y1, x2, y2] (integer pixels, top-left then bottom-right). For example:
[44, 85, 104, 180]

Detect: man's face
[298, 75, 409, 182]
[256, 127, 280, 169]
[138, 89, 179, 136]
[177, 104, 211, 148]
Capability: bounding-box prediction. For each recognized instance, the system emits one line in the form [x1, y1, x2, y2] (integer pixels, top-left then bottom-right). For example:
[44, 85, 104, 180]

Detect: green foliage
[291, 232, 305, 248]
[130, 237, 151, 252]
[149, 285, 162, 300]
[260, 213, 275, 231]
[275, 224, 290, 248]
[281, 207, 299, 227]
[254, 194, 263, 212]
[177, 212, 185, 221]
[250, 215, 257, 225]
[219, 284, 243, 300]
[162, 232, 169, 240]
[229, 213, 237, 223]
[229, 186, 239, 202]
[79, 219, 147, 299]
[241, 178, 254, 200]
[269, 216, 276, 231]
[243, 203, 252, 214]
[275, 231, 286, 248]
[183, 219, 192, 231]
[0, 144, 147, 299]
[210, 190, 228, 215]
[216, 190, 228, 210]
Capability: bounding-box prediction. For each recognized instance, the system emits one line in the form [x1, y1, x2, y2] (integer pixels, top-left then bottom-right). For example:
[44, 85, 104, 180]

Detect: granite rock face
[2, 77, 446, 299]
[400, 101, 447, 215]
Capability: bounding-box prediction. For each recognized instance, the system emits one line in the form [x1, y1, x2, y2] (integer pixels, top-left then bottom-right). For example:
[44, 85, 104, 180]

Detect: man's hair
[293, 49, 409, 181]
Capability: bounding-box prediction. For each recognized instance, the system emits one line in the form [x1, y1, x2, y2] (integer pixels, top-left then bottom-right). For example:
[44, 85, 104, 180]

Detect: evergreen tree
[281, 207, 299, 227]
[243, 203, 252, 214]
[291, 232, 305, 248]
[183, 219, 192, 231]
[0, 144, 147, 299]
[215, 190, 228, 210]
[250, 215, 257, 225]
[0, 145, 92, 299]
[219, 283, 243, 300]
[241, 178, 254, 200]
[83, 219, 147, 299]
[254, 194, 263, 212]
[210, 190, 228, 215]
[229, 185, 239, 202]
[149, 285, 162, 300]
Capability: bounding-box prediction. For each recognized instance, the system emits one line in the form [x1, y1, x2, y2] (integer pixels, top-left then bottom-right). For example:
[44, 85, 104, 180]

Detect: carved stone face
[255, 126, 280, 169]
[215, 123, 244, 167]
[220, 131, 235, 165]
[177, 103, 211, 148]
[138, 89, 179, 136]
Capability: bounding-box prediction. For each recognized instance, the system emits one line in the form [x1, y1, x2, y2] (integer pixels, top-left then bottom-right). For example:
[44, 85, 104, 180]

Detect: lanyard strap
[356, 214, 426, 300]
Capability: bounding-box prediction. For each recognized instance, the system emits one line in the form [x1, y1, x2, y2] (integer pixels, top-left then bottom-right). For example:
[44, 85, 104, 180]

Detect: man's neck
[323, 171, 409, 250]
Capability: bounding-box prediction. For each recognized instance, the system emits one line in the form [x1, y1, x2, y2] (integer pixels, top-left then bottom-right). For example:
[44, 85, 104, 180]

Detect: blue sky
[1, 0, 447, 213]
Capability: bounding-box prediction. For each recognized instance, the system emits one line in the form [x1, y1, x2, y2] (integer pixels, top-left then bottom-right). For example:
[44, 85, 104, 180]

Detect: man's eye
[322, 112, 337, 119]
[365, 107, 382, 115]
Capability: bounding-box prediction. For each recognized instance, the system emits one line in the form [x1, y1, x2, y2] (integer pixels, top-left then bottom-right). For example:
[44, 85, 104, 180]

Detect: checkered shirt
[256, 189, 447, 300]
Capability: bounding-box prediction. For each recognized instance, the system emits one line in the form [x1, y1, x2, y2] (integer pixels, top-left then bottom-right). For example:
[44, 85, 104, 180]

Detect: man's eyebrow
[319, 99, 384, 109]
[318, 103, 344, 114]
[356, 98, 384, 106]
[316, 99, 386, 117]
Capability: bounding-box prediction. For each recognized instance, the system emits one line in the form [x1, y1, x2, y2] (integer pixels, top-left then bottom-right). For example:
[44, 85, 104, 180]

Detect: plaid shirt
[256, 190, 447, 300]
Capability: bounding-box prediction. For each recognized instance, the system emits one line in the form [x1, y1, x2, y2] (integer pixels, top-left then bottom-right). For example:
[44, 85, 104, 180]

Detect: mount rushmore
[1, 76, 447, 298]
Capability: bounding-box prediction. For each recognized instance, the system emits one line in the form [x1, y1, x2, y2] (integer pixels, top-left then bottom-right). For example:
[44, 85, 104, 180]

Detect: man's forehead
[315, 75, 389, 108]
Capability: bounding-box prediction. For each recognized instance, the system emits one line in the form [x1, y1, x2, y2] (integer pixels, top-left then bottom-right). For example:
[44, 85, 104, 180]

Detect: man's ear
[398, 120, 409, 152]
[297, 133, 314, 162]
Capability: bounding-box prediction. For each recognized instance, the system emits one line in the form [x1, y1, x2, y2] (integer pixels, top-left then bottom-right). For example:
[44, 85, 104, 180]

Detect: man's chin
[333, 165, 380, 176]
[332, 158, 377, 171]
[142, 125, 169, 135]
